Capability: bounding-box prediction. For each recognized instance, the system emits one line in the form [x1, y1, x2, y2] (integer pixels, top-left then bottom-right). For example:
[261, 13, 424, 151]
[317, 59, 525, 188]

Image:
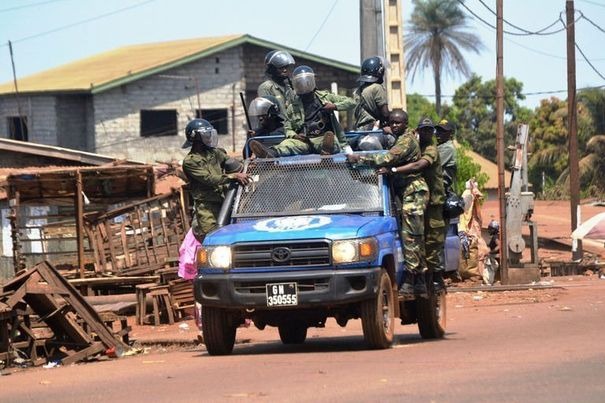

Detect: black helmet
[264, 50, 295, 76]
[443, 193, 465, 219]
[487, 220, 500, 235]
[292, 65, 316, 95]
[183, 119, 218, 149]
[359, 56, 385, 83]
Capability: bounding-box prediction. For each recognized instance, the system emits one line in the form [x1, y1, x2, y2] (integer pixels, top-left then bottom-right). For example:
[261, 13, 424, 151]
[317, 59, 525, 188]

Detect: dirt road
[1, 276, 604, 402]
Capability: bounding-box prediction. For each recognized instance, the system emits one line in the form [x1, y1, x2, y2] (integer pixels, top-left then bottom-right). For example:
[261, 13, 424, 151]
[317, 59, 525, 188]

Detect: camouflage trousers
[191, 200, 222, 243]
[400, 178, 429, 274]
[272, 135, 341, 156]
[425, 203, 446, 273]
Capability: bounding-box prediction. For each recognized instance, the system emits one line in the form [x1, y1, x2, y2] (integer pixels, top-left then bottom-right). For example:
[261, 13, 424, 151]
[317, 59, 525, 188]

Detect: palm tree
[405, 0, 484, 115]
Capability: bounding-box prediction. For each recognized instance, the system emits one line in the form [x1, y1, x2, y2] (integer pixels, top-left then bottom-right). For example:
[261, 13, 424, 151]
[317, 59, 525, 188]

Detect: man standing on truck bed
[347, 110, 429, 298]
[182, 119, 251, 242]
[387, 118, 447, 293]
[249, 65, 355, 158]
[258, 50, 296, 114]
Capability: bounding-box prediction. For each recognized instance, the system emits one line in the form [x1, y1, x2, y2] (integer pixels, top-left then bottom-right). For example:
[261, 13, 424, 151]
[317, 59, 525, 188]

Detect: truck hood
[205, 215, 396, 245]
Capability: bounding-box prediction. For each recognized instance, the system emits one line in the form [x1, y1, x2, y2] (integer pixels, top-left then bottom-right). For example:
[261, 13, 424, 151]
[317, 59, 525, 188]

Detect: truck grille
[234, 278, 330, 294]
[232, 241, 331, 268]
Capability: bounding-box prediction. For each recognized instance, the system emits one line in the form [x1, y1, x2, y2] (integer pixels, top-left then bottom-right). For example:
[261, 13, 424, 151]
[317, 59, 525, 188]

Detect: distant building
[0, 34, 359, 162]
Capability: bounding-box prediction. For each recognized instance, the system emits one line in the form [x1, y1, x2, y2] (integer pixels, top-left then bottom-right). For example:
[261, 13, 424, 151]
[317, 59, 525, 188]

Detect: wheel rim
[380, 279, 393, 335]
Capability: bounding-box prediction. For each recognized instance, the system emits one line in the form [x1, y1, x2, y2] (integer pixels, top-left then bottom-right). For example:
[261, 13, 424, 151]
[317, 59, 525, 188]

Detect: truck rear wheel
[416, 274, 446, 339]
[278, 322, 307, 344]
[202, 306, 237, 355]
[361, 269, 395, 349]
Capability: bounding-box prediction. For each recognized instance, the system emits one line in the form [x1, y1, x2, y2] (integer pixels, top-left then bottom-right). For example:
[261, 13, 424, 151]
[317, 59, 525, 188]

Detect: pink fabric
[178, 228, 201, 280]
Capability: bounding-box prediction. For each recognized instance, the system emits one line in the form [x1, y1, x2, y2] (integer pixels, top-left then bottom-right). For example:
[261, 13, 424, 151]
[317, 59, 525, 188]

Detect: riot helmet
[359, 56, 385, 83]
[264, 50, 295, 77]
[487, 220, 500, 235]
[358, 133, 385, 151]
[292, 65, 316, 95]
[223, 158, 243, 174]
[248, 96, 283, 130]
[183, 119, 218, 149]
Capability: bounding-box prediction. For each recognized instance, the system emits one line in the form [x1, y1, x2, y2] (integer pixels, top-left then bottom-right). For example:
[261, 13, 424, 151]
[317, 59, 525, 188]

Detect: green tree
[451, 74, 532, 162]
[406, 93, 439, 129]
[528, 97, 593, 195]
[578, 87, 605, 135]
[454, 141, 489, 194]
[405, 0, 484, 115]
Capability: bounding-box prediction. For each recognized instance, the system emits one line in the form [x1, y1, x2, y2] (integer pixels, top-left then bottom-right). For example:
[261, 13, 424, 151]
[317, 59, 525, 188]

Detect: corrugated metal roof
[0, 34, 359, 95]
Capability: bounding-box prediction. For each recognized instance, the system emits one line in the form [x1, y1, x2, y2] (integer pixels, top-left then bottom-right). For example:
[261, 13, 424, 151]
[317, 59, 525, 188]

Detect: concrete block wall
[56, 95, 92, 151]
[93, 46, 248, 162]
[0, 95, 58, 145]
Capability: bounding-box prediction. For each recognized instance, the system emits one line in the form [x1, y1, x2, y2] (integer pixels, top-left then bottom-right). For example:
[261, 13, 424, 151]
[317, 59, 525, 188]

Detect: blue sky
[0, 0, 603, 108]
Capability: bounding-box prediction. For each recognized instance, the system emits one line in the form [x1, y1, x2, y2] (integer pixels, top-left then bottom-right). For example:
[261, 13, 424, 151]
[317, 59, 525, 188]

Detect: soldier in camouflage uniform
[250, 65, 355, 158]
[258, 50, 296, 114]
[390, 118, 447, 293]
[348, 110, 429, 298]
[435, 119, 457, 194]
[182, 119, 251, 242]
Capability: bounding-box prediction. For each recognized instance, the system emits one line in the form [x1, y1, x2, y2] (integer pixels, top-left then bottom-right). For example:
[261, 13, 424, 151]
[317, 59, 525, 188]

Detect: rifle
[240, 92, 252, 140]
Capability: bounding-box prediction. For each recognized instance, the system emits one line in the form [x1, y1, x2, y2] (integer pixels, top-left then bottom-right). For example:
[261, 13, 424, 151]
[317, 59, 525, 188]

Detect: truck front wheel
[202, 306, 237, 355]
[361, 269, 395, 349]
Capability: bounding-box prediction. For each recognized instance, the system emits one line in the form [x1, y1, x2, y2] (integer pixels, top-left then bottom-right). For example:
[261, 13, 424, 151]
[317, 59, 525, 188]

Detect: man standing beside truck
[348, 110, 429, 298]
[387, 118, 447, 293]
[182, 119, 251, 242]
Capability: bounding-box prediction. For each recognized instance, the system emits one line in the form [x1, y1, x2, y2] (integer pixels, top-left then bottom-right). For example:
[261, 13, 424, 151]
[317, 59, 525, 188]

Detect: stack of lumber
[0, 261, 130, 368]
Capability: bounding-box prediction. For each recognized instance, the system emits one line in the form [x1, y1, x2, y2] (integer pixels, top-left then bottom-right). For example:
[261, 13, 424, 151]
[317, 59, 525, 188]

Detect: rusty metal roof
[0, 34, 358, 95]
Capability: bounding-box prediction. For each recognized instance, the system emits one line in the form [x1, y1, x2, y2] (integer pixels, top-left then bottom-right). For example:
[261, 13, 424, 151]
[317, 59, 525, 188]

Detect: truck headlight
[196, 246, 232, 269]
[332, 237, 378, 264]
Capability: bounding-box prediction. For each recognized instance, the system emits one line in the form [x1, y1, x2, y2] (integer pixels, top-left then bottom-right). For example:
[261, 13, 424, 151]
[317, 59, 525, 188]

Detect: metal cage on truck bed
[232, 154, 385, 219]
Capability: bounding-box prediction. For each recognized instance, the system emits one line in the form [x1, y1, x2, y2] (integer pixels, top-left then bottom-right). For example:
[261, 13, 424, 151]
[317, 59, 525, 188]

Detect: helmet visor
[292, 72, 316, 95]
[194, 127, 218, 148]
[267, 51, 295, 68]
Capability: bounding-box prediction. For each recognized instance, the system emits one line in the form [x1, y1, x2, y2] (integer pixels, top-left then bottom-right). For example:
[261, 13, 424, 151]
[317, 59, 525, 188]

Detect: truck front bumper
[194, 267, 382, 309]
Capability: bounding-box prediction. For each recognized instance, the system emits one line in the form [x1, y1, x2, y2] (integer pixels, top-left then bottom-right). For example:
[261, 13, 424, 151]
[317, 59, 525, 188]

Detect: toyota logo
[271, 247, 291, 263]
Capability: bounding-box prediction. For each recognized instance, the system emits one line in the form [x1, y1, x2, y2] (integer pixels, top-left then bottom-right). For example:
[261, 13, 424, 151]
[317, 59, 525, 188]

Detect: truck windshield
[232, 155, 384, 218]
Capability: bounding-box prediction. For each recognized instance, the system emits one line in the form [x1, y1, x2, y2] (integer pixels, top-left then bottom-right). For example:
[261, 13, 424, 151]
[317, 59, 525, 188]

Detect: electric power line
[2, 0, 156, 46]
[305, 0, 339, 51]
[0, 0, 67, 13]
[579, 12, 605, 34]
[416, 84, 605, 99]
[476, 0, 566, 35]
[575, 43, 605, 81]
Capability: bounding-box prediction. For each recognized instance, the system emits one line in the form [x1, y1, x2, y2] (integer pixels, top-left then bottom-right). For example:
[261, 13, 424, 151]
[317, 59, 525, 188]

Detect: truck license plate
[266, 282, 298, 307]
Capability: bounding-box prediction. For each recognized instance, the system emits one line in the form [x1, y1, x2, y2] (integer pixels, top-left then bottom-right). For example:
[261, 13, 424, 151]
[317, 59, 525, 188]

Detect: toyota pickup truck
[194, 135, 458, 355]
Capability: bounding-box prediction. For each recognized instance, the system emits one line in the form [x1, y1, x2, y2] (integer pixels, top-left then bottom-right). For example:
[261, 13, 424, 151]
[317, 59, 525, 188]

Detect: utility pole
[496, 0, 508, 284]
[8, 40, 28, 140]
[566, 0, 582, 261]
[360, 0, 384, 61]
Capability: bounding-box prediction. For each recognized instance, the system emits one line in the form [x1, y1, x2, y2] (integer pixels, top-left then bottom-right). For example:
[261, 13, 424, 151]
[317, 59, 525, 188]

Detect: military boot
[320, 131, 336, 155]
[398, 273, 415, 299]
[249, 140, 276, 158]
[414, 274, 428, 298]
[433, 271, 446, 294]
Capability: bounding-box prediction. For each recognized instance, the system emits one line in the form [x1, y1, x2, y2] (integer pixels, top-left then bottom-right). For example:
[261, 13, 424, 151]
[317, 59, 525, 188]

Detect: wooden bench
[135, 283, 175, 326]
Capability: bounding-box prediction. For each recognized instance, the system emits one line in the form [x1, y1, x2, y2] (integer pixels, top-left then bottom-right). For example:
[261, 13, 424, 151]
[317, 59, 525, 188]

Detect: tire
[202, 306, 237, 355]
[278, 322, 308, 344]
[361, 269, 395, 349]
[416, 273, 446, 339]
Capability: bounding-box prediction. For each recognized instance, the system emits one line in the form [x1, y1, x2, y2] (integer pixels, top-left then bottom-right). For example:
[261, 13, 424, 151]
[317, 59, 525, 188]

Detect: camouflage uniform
[182, 148, 239, 242]
[437, 139, 457, 193]
[419, 142, 446, 274]
[258, 79, 296, 116]
[359, 130, 428, 275]
[353, 83, 388, 130]
[273, 90, 355, 156]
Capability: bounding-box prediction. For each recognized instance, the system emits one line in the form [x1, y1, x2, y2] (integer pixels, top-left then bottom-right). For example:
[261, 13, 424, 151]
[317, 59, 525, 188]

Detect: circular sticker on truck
[253, 216, 332, 232]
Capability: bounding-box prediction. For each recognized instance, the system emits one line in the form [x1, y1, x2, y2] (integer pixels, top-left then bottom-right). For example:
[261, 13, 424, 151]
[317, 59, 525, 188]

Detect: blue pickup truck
[194, 135, 459, 355]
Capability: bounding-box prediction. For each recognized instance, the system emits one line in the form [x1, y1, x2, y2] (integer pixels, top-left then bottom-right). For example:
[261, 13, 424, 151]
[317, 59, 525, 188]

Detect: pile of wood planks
[85, 191, 189, 276]
[0, 261, 130, 368]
